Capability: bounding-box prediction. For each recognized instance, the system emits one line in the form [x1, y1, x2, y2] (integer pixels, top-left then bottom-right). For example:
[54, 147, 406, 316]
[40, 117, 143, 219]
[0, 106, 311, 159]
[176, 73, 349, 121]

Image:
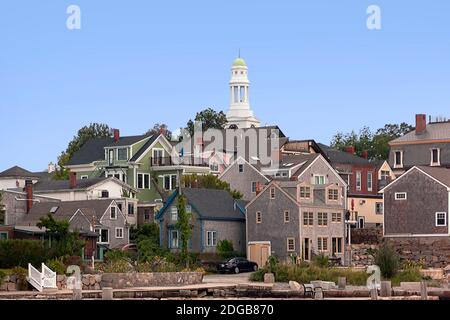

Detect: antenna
[238, 48, 241, 58]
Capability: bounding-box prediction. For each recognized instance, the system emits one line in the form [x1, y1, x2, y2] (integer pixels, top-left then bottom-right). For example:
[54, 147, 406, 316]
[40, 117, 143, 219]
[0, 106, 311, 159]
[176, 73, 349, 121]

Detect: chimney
[25, 180, 33, 213]
[362, 150, 369, 160]
[113, 129, 120, 142]
[345, 146, 355, 155]
[415, 114, 426, 135]
[69, 171, 77, 189]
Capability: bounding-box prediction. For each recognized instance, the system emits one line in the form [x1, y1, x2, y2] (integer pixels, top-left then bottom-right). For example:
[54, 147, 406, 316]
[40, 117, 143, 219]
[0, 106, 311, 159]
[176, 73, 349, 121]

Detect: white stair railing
[42, 263, 57, 289]
[27, 263, 57, 292]
[28, 263, 43, 292]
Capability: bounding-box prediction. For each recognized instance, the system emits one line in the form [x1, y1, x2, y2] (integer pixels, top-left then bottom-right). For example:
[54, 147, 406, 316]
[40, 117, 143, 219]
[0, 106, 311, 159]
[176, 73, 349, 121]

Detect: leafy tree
[217, 240, 235, 259]
[130, 223, 160, 245]
[375, 243, 400, 279]
[182, 174, 243, 199]
[185, 108, 228, 137]
[176, 195, 192, 268]
[145, 123, 172, 140]
[330, 123, 414, 160]
[54, 123, 112, 180]
[0, 191, 5, 225]
[37, 214, 84, 257]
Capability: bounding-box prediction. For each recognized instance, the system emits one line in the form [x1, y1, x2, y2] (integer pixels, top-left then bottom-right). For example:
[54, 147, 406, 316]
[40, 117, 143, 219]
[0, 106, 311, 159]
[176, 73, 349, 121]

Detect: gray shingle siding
[389, 142, 450, 171]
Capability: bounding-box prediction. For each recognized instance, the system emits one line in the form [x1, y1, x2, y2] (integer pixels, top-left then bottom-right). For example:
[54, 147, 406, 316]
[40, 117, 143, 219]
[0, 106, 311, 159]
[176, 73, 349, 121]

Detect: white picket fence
[27, 263, 57, 292]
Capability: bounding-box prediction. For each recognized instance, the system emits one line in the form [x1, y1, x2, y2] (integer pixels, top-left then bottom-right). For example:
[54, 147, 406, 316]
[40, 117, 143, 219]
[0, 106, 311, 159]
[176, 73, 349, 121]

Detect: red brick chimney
[69, 172, 77, 189]
[113, 129, 120, 142]
[362, 150, 369, 159]
[415, 114, 427, 135]
[25, 180, 33, 213]
[345, 146, 355, 155]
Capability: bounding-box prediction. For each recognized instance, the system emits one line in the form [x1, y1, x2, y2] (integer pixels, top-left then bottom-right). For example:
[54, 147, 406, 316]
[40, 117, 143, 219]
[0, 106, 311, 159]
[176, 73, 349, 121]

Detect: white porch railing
[27, 263, 57, 292]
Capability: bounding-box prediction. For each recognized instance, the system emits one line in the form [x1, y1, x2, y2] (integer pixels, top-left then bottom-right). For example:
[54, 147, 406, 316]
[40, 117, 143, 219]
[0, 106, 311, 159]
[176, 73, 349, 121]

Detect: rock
[7, 283, 17, 291]
[380, 281, 392, 297]
[9, 275, 16, 283]
[338, 277, 346, 289]
[89, 276, 96, 285]
[56, 275, 65, 282]
[289, 281, 302, 292]
[82, 276, 90, 286]
[264, 273, 275, 284]
[94, 283, 101, 290]
[102, 287, 114, 300]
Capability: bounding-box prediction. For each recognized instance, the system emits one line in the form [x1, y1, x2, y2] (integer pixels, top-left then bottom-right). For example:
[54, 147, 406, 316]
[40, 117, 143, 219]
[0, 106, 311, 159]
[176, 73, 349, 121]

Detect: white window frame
[137, 173, 151, 189]
[300, 186, 311, 199]
[117, 148, 128, 161]
[96, 228, 109, 244]
[332, 237, 343, 254]
[314, 175, 325, 185]
[376, 202, 383, 215]
[170, 230, 179, 248]
[395, 192, 407, 201]
[356, 171, 362, 191]
[0, 232, 9, 240]
[256, 211, 262, 224]
[436, 212, 447, 227]
[251, 181, 257, 193]
[287, 238, 295, 252]
[270, 187, 275, 199]
[284, 210, 290, 223]
[431, 148, 441, 166]
[394, 150, 403, 169]
[170, 206, 178, 221]
[164, 174, 178, 191]
[367, 172, 373, 192]
[206, 231, 217, 247]
[110, 206, 117, 220]
[327, 188, 339, 201]
[115, 227, 124, 239]
[317, 237, 328, 252]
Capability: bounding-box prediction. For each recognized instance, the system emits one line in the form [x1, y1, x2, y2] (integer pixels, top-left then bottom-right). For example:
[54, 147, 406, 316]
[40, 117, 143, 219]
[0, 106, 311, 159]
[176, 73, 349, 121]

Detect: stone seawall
[2, 272, 204, 291]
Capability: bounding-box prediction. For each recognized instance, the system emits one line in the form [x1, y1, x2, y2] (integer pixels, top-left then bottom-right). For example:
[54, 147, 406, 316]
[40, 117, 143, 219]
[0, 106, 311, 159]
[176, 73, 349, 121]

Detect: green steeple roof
[232, 57, 247, 67]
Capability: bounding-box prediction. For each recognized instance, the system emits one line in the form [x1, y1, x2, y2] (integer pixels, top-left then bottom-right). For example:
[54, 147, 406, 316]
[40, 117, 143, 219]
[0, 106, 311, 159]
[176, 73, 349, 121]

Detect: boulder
[289, 281, 302, 292]
[264, 273, 275, 284]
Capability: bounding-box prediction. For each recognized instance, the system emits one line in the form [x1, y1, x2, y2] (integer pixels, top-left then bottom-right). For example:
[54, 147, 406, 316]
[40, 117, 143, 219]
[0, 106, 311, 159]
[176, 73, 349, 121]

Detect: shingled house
[156, 188, 246, 255]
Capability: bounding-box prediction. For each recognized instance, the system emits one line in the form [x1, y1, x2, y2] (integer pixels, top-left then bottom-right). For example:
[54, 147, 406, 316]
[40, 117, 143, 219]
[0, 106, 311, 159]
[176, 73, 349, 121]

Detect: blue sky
[1, 1, 449, 171]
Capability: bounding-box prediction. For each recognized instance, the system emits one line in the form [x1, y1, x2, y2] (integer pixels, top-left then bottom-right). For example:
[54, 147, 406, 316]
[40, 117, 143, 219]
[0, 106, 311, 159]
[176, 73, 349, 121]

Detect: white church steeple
[226, 57, 260, 129]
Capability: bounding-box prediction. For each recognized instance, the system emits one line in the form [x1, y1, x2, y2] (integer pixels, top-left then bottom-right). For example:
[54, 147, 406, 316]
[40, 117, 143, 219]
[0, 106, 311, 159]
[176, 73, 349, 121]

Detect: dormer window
[300, 186, 311, 199]
[394, 151, 403, 168]
[431, 148, 440, 166]
[328, 189, 339, 201]
[117, 148, 128, 161]
[108, 149, 114, 165]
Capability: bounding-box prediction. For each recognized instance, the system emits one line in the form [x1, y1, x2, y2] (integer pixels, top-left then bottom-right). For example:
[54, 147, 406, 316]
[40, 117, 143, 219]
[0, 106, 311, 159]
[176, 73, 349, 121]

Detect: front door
[358, 216, 365, 229]
[248, 243, 270, 269]
[303, 238, 310, 261]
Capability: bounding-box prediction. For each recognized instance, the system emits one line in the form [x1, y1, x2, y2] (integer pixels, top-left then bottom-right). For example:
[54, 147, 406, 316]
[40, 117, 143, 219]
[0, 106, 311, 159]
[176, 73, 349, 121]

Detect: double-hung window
[431, 148, 440, 166]
[436, 212, 447, 226]
[356, 172, 362, 191]
[206, 231, 217, 247]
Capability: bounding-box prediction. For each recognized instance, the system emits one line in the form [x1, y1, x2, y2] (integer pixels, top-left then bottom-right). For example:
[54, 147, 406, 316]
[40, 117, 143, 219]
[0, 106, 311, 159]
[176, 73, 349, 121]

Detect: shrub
[104, 250, 130, 263]
[250, 263, 368, 286]
[46, 258, 67, 275]
[0, 240, 49, 268]
[0, 270, 5, 286]
[265, 255, 279, 274]
[375, 243, 400, 279]
[138, 239, 169, 262]
[137, 256, 179, 273]
[312, 254, 329, 268]
[100, 260, 134, 273]
[131, 224, 160, 244]
[10, 267, 28, 291]
[217, 240, 234, 259]
[391, 268, 423, 286]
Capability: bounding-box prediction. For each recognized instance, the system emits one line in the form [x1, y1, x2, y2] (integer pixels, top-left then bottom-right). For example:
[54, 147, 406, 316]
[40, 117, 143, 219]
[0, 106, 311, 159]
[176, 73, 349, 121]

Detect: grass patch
[250, 263, 368, 285]
[390, 268, 423, 286]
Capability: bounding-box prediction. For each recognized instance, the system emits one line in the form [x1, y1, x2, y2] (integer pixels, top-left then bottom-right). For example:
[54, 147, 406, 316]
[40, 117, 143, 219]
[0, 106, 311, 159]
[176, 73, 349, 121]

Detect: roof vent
[50, 206, 59, 214]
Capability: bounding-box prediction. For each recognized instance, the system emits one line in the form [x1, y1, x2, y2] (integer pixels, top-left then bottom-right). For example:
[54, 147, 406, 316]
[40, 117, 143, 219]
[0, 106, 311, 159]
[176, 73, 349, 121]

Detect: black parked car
[217, 257, 258, 274]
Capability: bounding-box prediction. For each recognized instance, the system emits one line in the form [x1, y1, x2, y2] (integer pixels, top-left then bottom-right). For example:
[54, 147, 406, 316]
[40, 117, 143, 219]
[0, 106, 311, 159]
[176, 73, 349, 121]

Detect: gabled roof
[317, 143, 371, 166]
[245, 180, 298, 209]
[390, 122, 450, 145]
[17, 199, 115, 227]
[281, 153, 321, 177]
[129, 134, 160, 162]
[219, 156, 270, 182]
[156, 188, 245, 221]
[66, 134, 151, 166]
[28, 177, 136, 193]
[0, 166, 39, 178]
[380, 165, 450, 193]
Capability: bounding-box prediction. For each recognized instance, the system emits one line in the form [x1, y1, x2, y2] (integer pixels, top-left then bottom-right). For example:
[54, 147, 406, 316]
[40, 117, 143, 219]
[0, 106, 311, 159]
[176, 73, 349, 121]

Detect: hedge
[0, 239, 50, 268]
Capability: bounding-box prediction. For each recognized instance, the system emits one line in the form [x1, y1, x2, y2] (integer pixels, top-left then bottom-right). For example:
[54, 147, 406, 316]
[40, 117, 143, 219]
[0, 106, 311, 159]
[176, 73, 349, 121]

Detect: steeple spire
[226, 56, 260, 129]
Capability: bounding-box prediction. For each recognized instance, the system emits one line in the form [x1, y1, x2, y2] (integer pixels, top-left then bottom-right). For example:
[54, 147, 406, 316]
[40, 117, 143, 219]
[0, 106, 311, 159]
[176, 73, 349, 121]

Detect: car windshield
[227, 258, 236, 263]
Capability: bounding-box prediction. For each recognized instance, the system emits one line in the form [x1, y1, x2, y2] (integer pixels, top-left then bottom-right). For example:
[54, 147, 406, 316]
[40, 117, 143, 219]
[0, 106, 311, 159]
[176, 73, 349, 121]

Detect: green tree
[130, 223, 160, 245]
[176, 195, 192, 268]
[330, 122, 414, 160]
[186, 108, 228, 137]
[182, 174, 242, 199]
[217, 239, 235, 259]
[145, 123, 172, 140]
[0, 191, 5, 225]
[54, 123, 112, 180]
[37, 214, 84, 257]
